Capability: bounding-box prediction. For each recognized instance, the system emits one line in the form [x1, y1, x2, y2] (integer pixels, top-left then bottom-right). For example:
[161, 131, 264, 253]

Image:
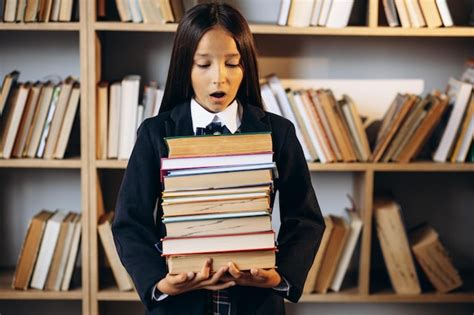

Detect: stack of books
[160, 132, 278, 274]
[0, 71, 81, 159]
[12, 210, 82, 291]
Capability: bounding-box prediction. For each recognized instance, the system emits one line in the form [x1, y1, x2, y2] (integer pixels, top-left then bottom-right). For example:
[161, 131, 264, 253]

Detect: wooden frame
[0, 1, 473, 314]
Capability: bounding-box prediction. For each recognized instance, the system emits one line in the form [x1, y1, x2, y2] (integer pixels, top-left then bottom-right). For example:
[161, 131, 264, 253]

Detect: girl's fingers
[195, 258, 212, 281]
[227, 262, 242, 279]
[167, 272, 190, 285]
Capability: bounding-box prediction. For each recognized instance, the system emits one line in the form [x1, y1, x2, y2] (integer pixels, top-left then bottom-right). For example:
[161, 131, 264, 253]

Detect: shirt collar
[191, 98, 241, 134]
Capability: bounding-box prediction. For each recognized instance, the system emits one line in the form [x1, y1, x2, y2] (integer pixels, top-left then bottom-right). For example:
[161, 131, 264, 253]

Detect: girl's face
[191, 27, 244, 113]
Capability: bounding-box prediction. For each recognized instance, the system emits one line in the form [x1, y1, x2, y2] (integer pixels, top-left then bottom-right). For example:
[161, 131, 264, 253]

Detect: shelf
[0, 269, 82, 300]
[0, 22, 80, 31]
[97, 287, 139, 301]
[0, 158, 83, 169]
[94, 160, 474, 172]
[93, 22, 474, 37]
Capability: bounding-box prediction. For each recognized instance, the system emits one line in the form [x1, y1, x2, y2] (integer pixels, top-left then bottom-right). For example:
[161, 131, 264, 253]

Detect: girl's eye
[226, 64, 240, 68]
[196, 64, 210, 68]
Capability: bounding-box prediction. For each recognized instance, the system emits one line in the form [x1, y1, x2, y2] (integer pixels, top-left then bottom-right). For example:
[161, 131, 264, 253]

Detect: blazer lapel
[166, 101, 195, 137]
[239, 104, 270, 133]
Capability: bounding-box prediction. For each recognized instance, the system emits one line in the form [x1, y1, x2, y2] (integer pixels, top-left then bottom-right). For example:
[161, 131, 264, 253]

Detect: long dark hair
[160, 3, 263, 113]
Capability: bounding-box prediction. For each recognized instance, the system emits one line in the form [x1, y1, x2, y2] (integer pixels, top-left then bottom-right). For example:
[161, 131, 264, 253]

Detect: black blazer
[112, 101, 325, 315]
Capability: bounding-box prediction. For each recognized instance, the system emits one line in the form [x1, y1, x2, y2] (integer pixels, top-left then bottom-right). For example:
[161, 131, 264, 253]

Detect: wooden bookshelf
[0, 269, 83, 300]
[0, 1, 472, 315]
[0, 158, 82, 168]
[0, 22, 81, 31]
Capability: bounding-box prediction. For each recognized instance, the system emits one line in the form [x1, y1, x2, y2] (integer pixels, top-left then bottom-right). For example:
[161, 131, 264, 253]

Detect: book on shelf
[54, 81, 80, 159]
[12, 210, 54, 290]
[1, 0, 78, 22]
[61, 213, 82, 291]
[383, 0, 400, 27]
[314, 215, 350, 294]
[325, 0, 354, 28]
[0, 71, 19, 116]
[277, 0, 292, 26]
[374, 199, 421, 294]
[97, 81, 109, 160]
[419, 0, 443, 28]
[405, 0, 427, 27]
[114, 0, 184, 23]
[433, 79, 473, 162]
[394, 0, 412, 27]
[98, 211, 134, 291]
[287, 0, 313, 27]
[409, 224, 463, 293]
[303, 215, 333, 294]
[450, 91, 474, 162]
[435, 0, 454, 27]
[30, 210, 69, 290]
[118, 75, 140, 160]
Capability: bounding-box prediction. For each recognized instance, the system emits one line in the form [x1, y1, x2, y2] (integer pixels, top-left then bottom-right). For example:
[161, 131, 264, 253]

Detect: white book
[310, 0, 324, 25]
[36, 85, 61, 158]
[30, 210, 68, 290]
[330, 210, 363, 292]
[325, 0, 354, 28]
[50, 0, 61, 21]
[152, 88, 164, 117]
[394, 0, 412, 27]
[129, 0, 143, 22]
[404, 0, 426, 27]
[293, 91, 326, 162]
[43, 78, 74, 160]
[288, 0, 314, 27]
[51, 213, 77, 291]
[0, 84, 30, 159]
[107, 82, 121, 159]
[267, 75, 312, 161]
[137, 104, 145, 127]
[318, 0, 333, 25]
[61, 214, 82, 291]
[3, 0, 17, 22]
[143, 83, 157, 120]
[161, 152, 273, 170]
[435, 0, 453, 26]
[277, 0, 292, 26]
[261, 84, 283, 116]
[383, 0, 400, 27]
[433, 80, 472, 162]
[118, 75, 140, 160]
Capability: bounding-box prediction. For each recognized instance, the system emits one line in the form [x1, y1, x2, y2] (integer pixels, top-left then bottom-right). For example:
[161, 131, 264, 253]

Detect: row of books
[383, 0, 457, 28]
[12, 210, 82, 291]
[278, 0, 355, 28]
[373, 80, 474, 163]
[2, 0, 78, 23]
[262, 74, 370, 163]
[96, 76, 163, 160]
[374, 199, 462, 294]
[264, 74, 474, 163]
[0, 71, 81, 159]
[111, 0, 186, 24]
[161, 133, 277, 274]
[303, 205, 363, 294]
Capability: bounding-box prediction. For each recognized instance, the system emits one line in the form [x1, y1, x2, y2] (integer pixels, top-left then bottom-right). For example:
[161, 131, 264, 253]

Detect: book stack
[12, 209, 82, 291]
[277, 0, 355, 28]
[108, 0, 185, 24]
[383, 0, 460, 28]
[160, 132, 277, 274]
[371, 79, 473, 163]
[303, 197, 363, 294]
[261, 74, 370, 163]
[96, 76, 164, 160]
[0, 71, 81, 159]
[374, 199, 463, 294]
[2, 0, 79, 23]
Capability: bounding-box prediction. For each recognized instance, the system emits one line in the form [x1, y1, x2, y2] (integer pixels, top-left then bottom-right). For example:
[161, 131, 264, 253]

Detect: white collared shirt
[190, 98, 242, 134]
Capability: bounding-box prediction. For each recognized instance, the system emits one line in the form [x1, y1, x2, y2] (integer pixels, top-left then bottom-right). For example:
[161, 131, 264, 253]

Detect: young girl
[112, 3, 325, 315]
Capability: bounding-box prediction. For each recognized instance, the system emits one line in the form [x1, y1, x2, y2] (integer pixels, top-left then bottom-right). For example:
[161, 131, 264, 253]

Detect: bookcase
[1, 0, 473, 314]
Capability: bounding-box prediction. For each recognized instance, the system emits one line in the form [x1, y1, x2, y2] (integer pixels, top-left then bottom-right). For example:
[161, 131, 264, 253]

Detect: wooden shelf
[93, 22, 474, 37]
[0, 22, 80, 31]
[0, 269, 82, 300]
[0, 158, 83, 169]
[94, 160, 474, 172]
[97, 287, 139, 301]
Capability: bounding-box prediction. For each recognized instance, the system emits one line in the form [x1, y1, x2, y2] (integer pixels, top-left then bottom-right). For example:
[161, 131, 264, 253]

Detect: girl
[112, 3, 325, 315]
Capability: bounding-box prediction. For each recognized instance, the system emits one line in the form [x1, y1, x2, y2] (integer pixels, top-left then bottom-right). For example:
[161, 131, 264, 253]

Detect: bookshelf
[0, 0, 473, 314]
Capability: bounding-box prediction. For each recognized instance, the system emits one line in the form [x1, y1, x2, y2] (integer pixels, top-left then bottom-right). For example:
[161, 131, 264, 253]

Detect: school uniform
[112, 100, 325, 315]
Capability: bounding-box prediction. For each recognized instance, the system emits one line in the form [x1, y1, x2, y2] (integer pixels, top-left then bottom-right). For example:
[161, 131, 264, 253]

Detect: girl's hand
[156, 259, 235, 296]
[222, 262, 282, 288]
